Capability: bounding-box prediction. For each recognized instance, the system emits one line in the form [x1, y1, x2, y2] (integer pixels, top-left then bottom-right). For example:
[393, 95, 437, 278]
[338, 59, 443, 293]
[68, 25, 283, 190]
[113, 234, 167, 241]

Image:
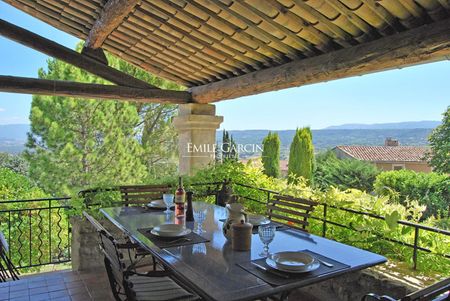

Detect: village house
[333, 138, 432, 172]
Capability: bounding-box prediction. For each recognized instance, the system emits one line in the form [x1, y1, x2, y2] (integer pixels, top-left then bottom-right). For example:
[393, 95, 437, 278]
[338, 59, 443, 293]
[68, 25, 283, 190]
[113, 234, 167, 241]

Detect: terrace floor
[0, 267, 323, 301]
[0, 269, 114, 301]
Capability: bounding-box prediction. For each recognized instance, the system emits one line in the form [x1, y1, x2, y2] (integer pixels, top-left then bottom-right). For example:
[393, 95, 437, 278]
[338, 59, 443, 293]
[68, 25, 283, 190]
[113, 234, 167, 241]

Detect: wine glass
[258, 224, 276, 257]
[193, 203, 208, 234]
[163, 194, 174, 214]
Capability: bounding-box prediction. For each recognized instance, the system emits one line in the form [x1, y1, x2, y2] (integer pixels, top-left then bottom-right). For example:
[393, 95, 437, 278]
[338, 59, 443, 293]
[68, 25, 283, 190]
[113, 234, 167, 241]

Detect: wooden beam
[0, 18, 157, 89]
[191, 19, 450, 103]
[0, 76, 191, 104]
[85, 0, 139, 49]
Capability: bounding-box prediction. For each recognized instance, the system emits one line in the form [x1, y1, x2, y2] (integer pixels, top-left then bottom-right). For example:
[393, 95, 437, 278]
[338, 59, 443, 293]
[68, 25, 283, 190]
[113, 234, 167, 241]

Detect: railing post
[49, 199, 52, 263]
[29, 209, 32, 267]
[322, 204, 327, 238]
[413, 227, 419, 270]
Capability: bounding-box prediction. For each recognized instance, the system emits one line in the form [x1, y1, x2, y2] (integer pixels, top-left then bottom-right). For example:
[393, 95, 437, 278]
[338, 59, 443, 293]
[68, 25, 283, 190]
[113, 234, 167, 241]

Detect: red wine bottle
[175, 177, 185, 217]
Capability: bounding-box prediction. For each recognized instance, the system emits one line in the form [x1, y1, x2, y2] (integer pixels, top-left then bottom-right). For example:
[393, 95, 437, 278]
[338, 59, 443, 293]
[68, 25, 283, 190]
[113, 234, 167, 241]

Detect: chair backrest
[401, 278, 450, 301]
[119, 184, 171, 206]
[0, 231, 19, 281]
[268, 195, 318, 231]
[98, 227, 129, 301]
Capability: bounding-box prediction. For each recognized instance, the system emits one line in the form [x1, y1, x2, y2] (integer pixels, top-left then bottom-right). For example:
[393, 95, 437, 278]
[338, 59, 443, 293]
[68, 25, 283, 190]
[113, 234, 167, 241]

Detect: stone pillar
[173, 103, 223, 176]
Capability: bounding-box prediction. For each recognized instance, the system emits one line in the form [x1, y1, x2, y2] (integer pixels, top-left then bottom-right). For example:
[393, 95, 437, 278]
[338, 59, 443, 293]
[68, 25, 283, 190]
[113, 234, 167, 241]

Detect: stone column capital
[173, 103, 223, 175]
[172, 114, 223, 130]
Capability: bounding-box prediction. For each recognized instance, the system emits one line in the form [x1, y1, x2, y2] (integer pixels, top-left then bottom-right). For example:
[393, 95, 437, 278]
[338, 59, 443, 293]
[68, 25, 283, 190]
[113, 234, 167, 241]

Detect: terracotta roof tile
[334, 146, 429, 163]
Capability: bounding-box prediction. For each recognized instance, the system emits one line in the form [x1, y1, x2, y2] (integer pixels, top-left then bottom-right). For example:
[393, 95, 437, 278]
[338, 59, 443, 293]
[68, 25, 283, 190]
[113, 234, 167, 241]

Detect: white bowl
[151, 224, 190, 237]
[248, 214, 270, 226]
[147, 199, 166, 209]
[268, 251, 315, 271]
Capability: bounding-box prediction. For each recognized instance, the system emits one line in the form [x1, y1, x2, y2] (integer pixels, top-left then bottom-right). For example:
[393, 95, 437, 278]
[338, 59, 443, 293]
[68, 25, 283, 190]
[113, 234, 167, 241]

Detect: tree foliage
[221, 130, 238, 161]
[374, 170, 449, 218]
[314, 150, 381, 192]
[25, 43, 181, 195]
[427, 106, 449, 173]
[288, 127, 314, 182]
[0, 152, 28, 176]
[183, 160, 449, 275]
[262, 132, 280, 178]
[0, 168, 46, 200]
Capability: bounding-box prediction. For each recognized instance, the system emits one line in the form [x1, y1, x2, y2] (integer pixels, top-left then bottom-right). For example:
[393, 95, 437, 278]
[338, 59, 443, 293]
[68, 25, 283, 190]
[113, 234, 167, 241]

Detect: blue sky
[0, 1, 449, 129]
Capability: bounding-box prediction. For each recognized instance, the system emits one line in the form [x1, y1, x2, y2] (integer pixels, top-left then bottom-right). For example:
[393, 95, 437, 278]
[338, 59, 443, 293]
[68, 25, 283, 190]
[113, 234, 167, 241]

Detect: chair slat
[275, 195, 318, 206]
[119, 184, 171, 206]
[268, 194, 318, 231]
[402, 278, 450, 301]
[122, 193, 163, 200]
[267, 205, 310, 218]
[269, 213, 309, 227]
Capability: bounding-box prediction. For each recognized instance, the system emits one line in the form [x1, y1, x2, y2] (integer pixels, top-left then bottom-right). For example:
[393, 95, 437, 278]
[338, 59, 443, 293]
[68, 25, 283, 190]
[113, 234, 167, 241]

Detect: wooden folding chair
[267, 195, 318, 232]
[362, 277, 450, 301]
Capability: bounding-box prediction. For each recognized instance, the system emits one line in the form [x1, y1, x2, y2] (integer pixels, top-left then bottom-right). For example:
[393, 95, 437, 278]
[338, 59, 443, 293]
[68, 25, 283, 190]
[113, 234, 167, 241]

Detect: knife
[250, 262, 290, 279]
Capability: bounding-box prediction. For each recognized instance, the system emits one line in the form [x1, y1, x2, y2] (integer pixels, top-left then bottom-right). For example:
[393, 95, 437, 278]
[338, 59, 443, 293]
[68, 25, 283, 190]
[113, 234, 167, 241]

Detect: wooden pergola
[1, 0, 450, 104]
[0, 0, 449, 174]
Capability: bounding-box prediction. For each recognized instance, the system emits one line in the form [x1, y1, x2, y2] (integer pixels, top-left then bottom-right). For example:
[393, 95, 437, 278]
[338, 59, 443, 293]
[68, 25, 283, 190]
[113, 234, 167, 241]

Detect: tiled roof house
[333, 138, 432, 173]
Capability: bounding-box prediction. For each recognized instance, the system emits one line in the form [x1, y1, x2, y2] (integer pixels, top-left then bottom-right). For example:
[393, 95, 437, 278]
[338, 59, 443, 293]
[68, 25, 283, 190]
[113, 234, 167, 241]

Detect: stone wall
[296, 268, 416, 301]
[71, 216, 125, 272]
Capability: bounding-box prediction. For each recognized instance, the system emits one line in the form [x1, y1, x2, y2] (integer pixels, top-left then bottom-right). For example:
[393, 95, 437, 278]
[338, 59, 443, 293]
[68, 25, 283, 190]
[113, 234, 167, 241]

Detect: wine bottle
[175, 177, 185, 217]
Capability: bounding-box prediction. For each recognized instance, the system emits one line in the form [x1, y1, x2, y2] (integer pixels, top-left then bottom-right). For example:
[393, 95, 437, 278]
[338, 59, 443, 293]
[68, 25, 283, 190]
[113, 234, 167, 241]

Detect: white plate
[147, 199, 171, 209]
[248, 214, 270, 226]
[151, 224, 191, 238]
[266, 257, 320, 274]
[268, 251, 315, 271]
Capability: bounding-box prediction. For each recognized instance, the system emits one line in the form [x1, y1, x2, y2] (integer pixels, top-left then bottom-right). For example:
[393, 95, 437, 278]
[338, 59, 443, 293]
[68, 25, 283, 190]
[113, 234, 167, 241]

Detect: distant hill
[218, 128, 435, 159]
[325, 121, 440, 130]
[0, 124, 29, 139]
[0, 123, 437, 156]
[0, 124, 29, 154]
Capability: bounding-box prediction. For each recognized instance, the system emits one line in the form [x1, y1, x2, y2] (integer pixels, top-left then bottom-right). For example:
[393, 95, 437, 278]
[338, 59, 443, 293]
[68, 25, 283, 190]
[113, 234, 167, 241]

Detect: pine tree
[262, 132, 280, 178]
[287, 128, 314, 183]
[25, 43, 182, 194]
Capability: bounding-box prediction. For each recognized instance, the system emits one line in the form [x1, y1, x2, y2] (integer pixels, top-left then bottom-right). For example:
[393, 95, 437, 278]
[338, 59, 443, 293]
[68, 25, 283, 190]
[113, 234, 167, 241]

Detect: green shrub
[0, 168, 46, 200]
[186, 161, 449, 276]
[374, 170, 449, 218]
[0, 168, 70, 272]
[0, 153, 29, 176]
[314, 151, 381, 192]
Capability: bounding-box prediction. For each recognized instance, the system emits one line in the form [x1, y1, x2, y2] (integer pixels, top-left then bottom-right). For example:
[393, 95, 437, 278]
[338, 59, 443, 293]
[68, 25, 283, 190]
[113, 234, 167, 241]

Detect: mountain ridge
[0, 122, 438, 155]
[325, 120, 440, 130]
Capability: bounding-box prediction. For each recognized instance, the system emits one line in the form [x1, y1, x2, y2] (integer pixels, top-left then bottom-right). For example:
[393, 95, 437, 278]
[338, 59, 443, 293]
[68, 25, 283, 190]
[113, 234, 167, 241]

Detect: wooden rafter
[0, 76, 191, 104]
[0, 18, 158, 90]
[85, 0, 139, 49]
[190, 18, 450, 103]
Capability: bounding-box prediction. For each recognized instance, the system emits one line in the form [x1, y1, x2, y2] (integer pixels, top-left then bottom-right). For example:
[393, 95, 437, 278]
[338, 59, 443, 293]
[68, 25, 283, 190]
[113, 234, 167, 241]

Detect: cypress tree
[287, 128, 314, 183]
[288, 129, 302, 183]
[262, 132, 280, 178]
[299, 127, 314, 181]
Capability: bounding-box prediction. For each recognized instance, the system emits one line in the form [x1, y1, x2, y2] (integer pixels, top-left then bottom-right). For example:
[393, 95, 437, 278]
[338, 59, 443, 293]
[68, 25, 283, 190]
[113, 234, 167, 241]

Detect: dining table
[100, 202, 387, 301]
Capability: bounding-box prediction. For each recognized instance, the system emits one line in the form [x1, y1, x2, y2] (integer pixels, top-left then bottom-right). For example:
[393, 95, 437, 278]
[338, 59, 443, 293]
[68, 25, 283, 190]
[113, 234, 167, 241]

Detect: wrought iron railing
[0, 181, 448, 272]
[228, 182, 450, 270]
[0, 197, 72, 269]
